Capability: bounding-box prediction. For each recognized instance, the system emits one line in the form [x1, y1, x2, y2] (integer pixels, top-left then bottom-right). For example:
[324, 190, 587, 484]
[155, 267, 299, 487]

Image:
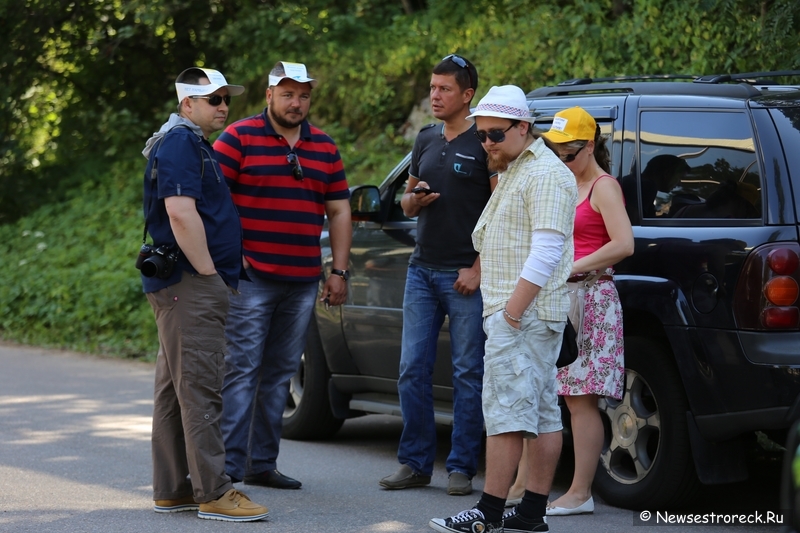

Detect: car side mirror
[350, 185, 381, 222]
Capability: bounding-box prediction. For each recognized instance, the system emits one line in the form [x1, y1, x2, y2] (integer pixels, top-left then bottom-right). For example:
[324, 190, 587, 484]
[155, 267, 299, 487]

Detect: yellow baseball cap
[542, 106, 596, 143]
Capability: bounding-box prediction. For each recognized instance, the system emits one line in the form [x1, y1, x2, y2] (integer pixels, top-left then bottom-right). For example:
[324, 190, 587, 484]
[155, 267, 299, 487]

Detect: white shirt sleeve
[519, 229, 565, 287]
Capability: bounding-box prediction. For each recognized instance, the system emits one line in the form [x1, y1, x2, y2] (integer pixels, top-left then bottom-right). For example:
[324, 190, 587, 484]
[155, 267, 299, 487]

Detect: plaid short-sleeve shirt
[472, 137, 578, 320]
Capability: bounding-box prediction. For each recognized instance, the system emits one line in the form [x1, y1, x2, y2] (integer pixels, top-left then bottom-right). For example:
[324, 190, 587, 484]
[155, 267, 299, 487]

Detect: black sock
[518, 490, 548, 520]
[476, 492, 506, 523]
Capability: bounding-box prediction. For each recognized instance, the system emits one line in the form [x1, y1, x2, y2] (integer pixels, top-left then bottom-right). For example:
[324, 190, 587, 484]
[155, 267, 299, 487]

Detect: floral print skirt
[556, 277, 624, 400]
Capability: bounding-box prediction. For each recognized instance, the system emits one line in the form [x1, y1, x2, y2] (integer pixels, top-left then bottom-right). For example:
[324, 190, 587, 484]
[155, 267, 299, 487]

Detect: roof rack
[694, 70, 800, 84]
[527, 71, 800, 99]
[527, 81, 762, 99]
[557, 74, 697, 86]
[556, 70, 800, 87]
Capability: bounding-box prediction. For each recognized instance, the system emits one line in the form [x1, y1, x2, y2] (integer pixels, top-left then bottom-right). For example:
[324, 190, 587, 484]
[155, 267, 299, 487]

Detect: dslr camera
[135, 243, 180, 279]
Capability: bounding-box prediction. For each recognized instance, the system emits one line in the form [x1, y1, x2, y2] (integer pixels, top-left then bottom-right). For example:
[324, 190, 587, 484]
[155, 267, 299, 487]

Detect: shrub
[0, 155, 158, 359]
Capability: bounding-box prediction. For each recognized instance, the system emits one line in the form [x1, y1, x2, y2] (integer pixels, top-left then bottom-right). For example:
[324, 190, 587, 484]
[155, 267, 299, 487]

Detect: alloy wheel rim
[598, 369, 662, 484]
[285, 353, 305, 418]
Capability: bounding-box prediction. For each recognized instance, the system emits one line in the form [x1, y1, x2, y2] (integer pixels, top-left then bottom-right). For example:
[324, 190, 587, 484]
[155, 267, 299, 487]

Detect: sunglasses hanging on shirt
[286, 152, 304, 181]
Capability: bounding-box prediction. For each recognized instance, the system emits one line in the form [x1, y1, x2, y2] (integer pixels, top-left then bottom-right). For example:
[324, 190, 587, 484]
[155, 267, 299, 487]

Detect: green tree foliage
[211, 0, 800, 184]
[1, 0, 799, 358]
[1, 0, 242, 223]
[0, 158, 155, 357]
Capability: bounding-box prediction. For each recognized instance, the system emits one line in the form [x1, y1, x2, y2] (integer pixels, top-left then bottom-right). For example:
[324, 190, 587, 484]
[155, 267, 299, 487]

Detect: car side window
[637, 111, 762, 220]
[387, 167, 413, 222]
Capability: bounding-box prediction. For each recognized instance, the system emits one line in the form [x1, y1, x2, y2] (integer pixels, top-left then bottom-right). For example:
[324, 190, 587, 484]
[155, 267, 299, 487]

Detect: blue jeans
[221, 271, 318, 480]
[397, 263, 485, 477]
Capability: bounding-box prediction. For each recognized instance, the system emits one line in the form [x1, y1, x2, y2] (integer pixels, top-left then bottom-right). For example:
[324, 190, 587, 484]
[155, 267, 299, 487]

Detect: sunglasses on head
[559, 143, 586, 163]
[474, 122, 516, 144]
[442, 54, 474, 91]
[286, 152, 303, 181]
[190, 94, 231, 106]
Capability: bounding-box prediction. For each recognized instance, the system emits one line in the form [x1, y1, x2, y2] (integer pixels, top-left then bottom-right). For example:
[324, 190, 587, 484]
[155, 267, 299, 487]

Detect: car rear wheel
[593, 336, 699, 509]
[282, 317, 344, 440]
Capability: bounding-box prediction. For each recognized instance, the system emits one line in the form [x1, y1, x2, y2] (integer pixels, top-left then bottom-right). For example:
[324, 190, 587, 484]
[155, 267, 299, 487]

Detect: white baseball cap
[175, 67, 245, 103]
[268, 61, 318, 89]
[466, 85, 535, 123]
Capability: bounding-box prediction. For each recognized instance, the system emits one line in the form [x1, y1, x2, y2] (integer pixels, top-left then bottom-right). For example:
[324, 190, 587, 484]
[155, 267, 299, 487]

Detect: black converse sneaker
[502, 506, 548, 533]
[429, 507, 503, 533]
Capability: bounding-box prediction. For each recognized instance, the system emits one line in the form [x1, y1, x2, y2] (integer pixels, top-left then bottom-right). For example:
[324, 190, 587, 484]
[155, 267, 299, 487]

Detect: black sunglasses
[474, 123, 516, 144]
[443, 54, 474, 91]
[287, 152, 303, 181]
[190, 94, 231, 106]
[559, 143, 586, 163]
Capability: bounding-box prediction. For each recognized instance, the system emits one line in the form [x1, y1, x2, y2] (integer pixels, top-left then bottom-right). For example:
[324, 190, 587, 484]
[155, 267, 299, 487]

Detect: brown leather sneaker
[197, 489, 269, 522]
[153, 495, 198, 513]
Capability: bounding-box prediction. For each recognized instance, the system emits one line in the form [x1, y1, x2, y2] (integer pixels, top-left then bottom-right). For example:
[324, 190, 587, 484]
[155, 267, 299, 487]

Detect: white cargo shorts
[482, 308, 564, 437]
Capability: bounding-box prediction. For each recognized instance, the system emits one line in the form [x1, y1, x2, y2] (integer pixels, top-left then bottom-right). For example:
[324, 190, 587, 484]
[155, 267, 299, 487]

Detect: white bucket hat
[175, 67, 244, 102]
[269, 61, 318, 89]
[467, 85, 535, 123]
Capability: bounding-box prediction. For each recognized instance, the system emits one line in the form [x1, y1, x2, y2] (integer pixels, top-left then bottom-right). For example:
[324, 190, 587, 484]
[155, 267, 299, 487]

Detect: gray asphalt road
[0, 342, 786, 532]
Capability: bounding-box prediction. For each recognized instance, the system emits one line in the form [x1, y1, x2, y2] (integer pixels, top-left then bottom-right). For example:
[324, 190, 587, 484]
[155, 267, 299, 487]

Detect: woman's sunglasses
[190, 94, 231, 106]
[558, 143, 586, 163]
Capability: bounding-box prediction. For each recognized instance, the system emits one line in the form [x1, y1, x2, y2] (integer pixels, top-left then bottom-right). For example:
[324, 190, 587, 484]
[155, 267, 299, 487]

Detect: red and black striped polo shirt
[214, 110, 349, 282]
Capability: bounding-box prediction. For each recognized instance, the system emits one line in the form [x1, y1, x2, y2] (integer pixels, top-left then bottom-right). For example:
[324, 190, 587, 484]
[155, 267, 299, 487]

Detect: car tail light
[734, 243, 800, 330]
[762, 306, 800, 328]
[767, 248, 800, 275]
[764, 277, 799, 305]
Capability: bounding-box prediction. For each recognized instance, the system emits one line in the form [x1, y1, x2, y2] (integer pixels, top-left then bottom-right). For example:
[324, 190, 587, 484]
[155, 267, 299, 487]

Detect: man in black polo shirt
[379, 55, 496, 496]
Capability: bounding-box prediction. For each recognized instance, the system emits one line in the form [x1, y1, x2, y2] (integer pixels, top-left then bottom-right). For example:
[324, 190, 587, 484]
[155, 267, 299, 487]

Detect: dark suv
[284, 72, 800, 510]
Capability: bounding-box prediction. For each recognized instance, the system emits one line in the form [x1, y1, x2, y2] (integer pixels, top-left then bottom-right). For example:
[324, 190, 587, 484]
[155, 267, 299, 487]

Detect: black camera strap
[142, 136, 167, 244]
[142, 124, 199, 244]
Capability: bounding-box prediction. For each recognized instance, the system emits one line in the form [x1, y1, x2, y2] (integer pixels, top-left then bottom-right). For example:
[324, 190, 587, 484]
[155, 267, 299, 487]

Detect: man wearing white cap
[214, 61, 351, 490]
[429, 85, 577, 533]
[141, 67, 269, 521]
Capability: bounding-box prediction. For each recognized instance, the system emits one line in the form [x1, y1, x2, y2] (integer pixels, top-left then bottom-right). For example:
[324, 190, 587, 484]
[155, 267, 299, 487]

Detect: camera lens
[140, 255, 167, 278]
[135, 244, 152, 270]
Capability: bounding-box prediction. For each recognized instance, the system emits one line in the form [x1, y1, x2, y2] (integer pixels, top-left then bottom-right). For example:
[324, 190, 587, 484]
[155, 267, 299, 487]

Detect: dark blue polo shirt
[409, 122, 494, 270]
[141, 127, 243, 293]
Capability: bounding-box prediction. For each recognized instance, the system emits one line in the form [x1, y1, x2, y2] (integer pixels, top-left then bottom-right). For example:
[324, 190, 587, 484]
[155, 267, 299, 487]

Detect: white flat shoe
[504, 497, 522, 507]
[546, 496, 594, 516]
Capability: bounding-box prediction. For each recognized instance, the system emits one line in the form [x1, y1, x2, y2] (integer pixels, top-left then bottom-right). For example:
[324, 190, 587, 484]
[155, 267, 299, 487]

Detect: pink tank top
[574, 175, 619, 261]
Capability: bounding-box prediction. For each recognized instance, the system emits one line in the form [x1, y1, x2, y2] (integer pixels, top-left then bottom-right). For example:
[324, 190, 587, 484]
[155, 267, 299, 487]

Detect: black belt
[567, 274, 613, 283]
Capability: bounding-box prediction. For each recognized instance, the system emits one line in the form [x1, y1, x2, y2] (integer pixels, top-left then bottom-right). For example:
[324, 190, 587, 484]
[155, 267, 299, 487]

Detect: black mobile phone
[411, 186, 435, 195]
